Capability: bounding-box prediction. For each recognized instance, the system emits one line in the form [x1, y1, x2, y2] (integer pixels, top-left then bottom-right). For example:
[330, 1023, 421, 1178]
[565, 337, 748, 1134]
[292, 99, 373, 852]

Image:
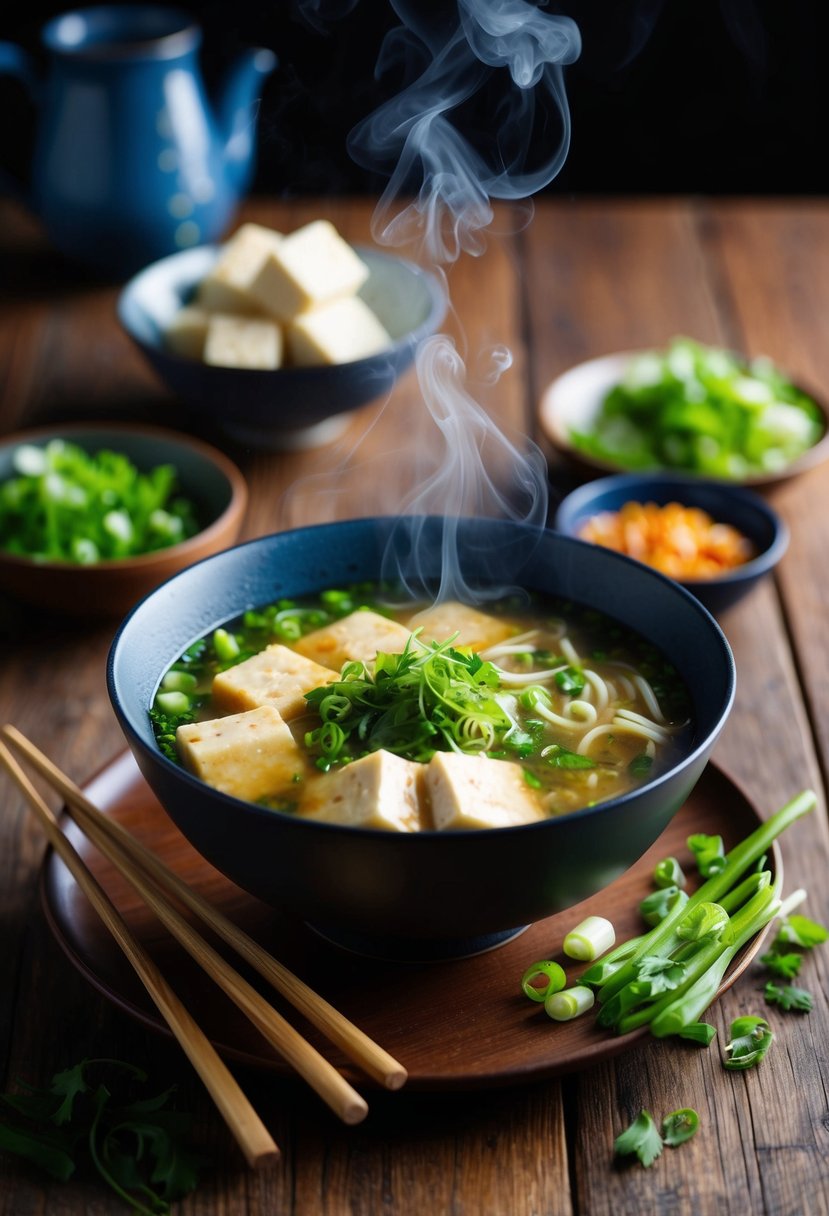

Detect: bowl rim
[107, 515, 736, 840]
[0, 421, 248, 572]
[117, 242, 448, 377]
[553, 470, 790, 587]
[538, 347, 829, 489]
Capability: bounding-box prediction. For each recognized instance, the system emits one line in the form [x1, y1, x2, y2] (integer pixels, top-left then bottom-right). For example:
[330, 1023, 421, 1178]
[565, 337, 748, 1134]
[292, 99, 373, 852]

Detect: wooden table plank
[2, 196, 829, 1214]
[522, 199, 829, 1216]
[0, 195, 573, 1215]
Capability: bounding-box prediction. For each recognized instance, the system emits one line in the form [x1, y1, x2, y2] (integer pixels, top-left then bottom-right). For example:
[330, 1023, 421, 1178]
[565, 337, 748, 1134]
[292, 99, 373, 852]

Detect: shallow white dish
[538, 349, 829, 488]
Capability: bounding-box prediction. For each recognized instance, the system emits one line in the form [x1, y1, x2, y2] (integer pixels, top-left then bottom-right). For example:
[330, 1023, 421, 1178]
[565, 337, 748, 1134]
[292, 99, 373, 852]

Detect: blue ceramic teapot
[0, 6, 276, 277]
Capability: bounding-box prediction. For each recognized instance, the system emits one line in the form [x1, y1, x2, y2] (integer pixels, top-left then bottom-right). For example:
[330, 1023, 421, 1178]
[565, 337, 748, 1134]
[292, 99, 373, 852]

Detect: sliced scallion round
[213, 628, 240, 662]
[520, 960, 566, 1003]
[653, 856, 686, 889]
[154, 690, 191, 715]
[545, 985, 595, 1021]
[563, 915, 616, 961]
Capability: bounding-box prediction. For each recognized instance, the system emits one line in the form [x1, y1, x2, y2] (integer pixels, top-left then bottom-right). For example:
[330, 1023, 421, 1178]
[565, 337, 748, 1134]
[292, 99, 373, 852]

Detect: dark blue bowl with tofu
[117, 237, 446, 451]
[108, 515, 735, 960]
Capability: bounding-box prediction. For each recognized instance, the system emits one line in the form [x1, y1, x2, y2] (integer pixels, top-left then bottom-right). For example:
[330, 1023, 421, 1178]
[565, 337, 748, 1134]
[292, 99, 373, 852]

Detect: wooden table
[1, 196, 828, 1215]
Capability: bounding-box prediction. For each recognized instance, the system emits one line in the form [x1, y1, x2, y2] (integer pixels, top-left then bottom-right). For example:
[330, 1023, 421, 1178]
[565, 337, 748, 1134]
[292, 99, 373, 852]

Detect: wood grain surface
[1, 196, 828, 1216]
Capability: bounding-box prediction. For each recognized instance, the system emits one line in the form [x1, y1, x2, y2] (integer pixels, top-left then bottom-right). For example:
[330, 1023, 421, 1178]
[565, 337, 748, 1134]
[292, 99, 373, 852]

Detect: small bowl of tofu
[117, 219, 447, 450]
[108, 515, 734, 960]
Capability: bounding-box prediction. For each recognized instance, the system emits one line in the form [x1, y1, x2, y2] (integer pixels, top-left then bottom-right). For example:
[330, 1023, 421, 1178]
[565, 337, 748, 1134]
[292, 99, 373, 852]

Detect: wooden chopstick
[0, 727, 370, 1128]
[2, 723, 406, 1092]
[0, 739, 279, 1170]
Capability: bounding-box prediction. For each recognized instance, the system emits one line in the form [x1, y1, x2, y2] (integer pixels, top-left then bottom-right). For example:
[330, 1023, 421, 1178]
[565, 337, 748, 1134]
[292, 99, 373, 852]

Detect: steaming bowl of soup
[107, 516, 735, 959]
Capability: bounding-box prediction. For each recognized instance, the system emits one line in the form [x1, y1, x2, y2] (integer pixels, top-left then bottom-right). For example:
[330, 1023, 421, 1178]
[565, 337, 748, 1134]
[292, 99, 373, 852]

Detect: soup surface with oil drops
[150, 585, 692, 831]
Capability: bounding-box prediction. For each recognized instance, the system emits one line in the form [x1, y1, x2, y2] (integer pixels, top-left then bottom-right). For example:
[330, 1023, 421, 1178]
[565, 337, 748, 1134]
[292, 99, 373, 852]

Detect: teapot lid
[44, 6, 200, 61]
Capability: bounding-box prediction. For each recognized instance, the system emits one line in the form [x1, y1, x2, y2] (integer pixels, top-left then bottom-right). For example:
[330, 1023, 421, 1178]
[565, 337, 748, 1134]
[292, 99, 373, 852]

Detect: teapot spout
[217, 47, 277, 194]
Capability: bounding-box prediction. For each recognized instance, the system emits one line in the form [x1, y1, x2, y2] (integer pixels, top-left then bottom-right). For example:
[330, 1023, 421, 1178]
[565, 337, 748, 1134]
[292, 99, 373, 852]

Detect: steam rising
[289, 1, 581, 602]
[348, 1, 580, 262]
[380, 333, 550, 603]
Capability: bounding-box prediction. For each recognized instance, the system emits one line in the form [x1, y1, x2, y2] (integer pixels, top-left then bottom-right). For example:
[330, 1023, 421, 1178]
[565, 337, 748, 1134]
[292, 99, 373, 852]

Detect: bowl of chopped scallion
[538, 338, 829, 486]
[0, 424, 247, 618]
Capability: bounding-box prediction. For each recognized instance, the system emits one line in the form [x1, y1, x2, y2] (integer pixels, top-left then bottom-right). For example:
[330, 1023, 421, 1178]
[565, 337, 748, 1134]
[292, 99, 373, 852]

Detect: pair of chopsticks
[0, 724, 407, 1169]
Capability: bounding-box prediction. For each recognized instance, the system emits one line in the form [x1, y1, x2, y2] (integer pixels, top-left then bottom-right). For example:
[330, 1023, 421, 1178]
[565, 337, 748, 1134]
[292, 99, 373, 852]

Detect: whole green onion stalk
[581, 790, 816, 1037]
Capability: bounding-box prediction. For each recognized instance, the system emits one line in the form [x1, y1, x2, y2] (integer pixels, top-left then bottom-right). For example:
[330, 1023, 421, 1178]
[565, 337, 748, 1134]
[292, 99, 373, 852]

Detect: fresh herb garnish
[724, 1015, 774, 1070]
[772, 913, 829, 949]
[634, 956, 687, 995]
[639, 885, 688, 927]
[763, 982, 814, 1012]
[578, 791, 817, 1039]
[613, 1109, 664, 1167]
[759, 950, 803, 979]
[0, 1058, 203, 1214]
[304, 632, 514, 766]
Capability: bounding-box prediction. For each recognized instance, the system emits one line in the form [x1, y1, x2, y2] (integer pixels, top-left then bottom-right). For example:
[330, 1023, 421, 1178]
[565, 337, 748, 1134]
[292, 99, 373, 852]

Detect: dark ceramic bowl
[0, 423, 247, 619]
[117, 244, 446, 450]
[554, 473, 789, 614]
[107, 516, 735, 960]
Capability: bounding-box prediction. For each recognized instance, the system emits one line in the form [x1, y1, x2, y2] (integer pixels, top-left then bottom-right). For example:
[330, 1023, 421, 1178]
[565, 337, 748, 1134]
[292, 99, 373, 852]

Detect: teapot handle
[0, 42, 41, 203]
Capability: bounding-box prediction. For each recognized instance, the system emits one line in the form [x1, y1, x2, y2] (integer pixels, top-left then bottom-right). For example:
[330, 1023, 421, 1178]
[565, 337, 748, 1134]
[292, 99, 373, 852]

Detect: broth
[150, 585, 692, 829]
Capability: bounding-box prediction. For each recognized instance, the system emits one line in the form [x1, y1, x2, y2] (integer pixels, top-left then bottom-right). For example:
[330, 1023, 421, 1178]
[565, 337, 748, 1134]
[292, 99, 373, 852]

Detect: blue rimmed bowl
[554, 472, 789, 614]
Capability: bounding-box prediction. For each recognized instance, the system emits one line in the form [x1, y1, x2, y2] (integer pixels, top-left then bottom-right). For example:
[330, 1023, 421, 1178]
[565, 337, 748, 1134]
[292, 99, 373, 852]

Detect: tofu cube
[251, 219, 370, 321]
[196, 222, 283, 314]
[425, 752, 544, 830]
[164, 305, 211, 359]
[407, 601, 515, 652]
[286, 295, 392, 367]
[211, 644, 337, 719]
[299, 749, 424, 831]
[203, 315, 283, 370]
[176, 705, 304, 803]
[294, 610, 412, 672]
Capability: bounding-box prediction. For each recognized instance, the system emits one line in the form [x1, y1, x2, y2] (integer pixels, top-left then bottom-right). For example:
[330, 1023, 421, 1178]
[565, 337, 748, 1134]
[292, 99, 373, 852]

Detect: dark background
[0, 0, 824, 198]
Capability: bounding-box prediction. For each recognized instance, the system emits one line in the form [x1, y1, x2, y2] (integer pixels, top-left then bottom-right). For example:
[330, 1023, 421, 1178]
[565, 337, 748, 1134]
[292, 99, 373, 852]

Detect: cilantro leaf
[661, 1108, 700, 1146]
[635, 956, 687, 995]
[764, 982, 814, 1012]
[759, 950, 803, 979]
[724, 1015, 774, 1070]
[614, 1109, 664, 1168]
[773, 914, 829, 949]
[639, 885, 689, 927]
[0, 1059, 202, 1211]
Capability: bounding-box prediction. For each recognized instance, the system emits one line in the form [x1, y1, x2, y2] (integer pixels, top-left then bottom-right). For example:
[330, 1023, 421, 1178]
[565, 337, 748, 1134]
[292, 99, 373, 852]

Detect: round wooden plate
[40, 753, 777, 1091]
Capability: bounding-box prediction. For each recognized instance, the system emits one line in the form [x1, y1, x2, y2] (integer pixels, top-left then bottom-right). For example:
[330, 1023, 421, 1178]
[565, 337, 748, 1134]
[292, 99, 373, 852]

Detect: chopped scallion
[520, 961, 566, 1003]
[545, 985, 595, 1021]
[563, 915, 615, 961]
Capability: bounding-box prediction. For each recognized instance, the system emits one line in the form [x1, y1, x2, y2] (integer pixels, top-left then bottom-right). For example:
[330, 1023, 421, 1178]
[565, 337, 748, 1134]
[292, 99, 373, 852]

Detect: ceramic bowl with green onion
[0, 423, 247, 619]
[538, 339, 829, 487]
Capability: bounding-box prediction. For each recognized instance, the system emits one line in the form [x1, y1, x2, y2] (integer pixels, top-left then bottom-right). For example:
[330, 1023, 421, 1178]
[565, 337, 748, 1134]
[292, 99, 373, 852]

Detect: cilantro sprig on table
[0, 1058, 203, 1214]
[614, 1107, 700, 1167]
